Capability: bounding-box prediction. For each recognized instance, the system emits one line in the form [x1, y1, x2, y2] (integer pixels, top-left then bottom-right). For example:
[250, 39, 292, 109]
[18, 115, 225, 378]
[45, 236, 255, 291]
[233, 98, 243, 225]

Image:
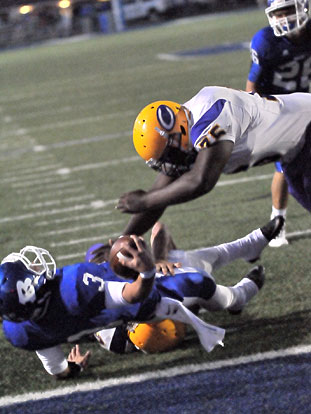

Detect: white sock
[227, 278, 259, 312]
[201, 277, 258, 312]
[271, 207, 287, 219]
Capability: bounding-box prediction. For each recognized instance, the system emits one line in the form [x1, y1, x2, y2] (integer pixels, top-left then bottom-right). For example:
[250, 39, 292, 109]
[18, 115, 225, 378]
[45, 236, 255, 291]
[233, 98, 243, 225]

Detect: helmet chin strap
[155, 126, 170, 139]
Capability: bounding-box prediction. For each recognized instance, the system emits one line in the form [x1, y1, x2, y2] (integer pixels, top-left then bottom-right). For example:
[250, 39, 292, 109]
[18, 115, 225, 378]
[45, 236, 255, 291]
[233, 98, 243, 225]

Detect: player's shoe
[261, 216, 285, 241]
[228, 265, 265, 315]
[245, 264, 265, 290]
[247, 216, 285, 263]
[268, 221, 288, 247]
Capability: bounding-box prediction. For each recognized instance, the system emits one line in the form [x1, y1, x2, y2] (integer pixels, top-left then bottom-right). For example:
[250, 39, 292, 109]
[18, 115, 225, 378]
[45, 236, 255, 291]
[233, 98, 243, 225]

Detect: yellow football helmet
[128, 319, 186, 353]
[133, 101, 196, 177]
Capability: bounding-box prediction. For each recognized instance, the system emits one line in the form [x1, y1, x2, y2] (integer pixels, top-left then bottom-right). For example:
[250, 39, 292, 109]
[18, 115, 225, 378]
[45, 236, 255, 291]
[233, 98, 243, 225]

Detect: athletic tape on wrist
[139, 268, 156, 279]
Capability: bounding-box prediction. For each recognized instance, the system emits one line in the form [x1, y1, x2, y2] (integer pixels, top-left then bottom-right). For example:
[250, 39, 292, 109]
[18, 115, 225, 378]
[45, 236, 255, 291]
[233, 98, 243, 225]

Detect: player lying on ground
[91, 86, 311, 264]
[0, 216, 283, 379]
[88, 217, 283, 355]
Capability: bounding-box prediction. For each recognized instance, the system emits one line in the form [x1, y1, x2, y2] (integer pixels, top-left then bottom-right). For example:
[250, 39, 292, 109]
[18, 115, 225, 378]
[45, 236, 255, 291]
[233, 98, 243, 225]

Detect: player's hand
[90, 240, 114, 264]
[116, 190, 147, 213]
[118, 235, 155, 273]
[155, 260, 181, 275]
[67, 345, 91, 370]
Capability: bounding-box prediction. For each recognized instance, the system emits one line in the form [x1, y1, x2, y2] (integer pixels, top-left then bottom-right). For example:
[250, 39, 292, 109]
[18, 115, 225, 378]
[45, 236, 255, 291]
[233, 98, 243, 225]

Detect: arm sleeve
[248, 31, 265, 82]
[104, 281, 129, 308]
[36, 346, 68, 375]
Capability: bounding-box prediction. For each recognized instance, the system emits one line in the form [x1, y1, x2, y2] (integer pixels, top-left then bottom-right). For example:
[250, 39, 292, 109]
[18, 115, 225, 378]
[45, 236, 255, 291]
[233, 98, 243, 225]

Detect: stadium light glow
[19, 5, 33, 14]
[58, 0, 71, 8]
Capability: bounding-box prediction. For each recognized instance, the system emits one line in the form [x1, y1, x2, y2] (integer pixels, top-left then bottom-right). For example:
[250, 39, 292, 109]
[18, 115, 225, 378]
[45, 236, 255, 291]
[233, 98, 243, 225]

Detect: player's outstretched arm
[117, 141, 234, 213]
[120, 235, 156, 304]
[119, 172, 175, 236]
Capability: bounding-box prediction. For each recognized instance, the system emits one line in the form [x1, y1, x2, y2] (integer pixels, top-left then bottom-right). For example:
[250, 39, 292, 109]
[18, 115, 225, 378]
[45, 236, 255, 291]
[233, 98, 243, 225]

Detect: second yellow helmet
[128, 319, 186, 353]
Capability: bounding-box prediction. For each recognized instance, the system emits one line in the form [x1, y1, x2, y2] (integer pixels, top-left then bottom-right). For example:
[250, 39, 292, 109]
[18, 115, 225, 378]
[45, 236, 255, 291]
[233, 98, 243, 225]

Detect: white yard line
[15, 180, 83, 194]
[2, 164, 63, 179]
[0, 200, 117, 223]
[50, 232, 120, 247]
[0, 344, 310, 408]
[55, 227, 311, 261]
[24, 195, 95, 210]
[35, 210, 111, 226]
[42, 220, 123, 236]
[0, 110, 136, 137]
[1, 174, 273, 224]
[56, 155, 140, 174]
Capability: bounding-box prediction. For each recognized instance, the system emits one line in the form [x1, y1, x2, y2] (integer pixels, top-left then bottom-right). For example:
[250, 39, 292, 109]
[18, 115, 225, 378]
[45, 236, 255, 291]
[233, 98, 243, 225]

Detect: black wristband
[67, 361, 82, 378]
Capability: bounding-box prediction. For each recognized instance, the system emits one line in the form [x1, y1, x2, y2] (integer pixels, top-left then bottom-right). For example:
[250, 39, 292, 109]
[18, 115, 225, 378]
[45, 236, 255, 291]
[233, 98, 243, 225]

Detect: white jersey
[183, 86, 311, 174]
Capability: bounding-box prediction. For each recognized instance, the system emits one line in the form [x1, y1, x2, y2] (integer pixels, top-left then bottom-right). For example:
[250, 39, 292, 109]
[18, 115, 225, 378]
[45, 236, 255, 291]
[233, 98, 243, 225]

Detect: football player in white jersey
[106, 87, 311, 242]
[246, 0, 311, 247]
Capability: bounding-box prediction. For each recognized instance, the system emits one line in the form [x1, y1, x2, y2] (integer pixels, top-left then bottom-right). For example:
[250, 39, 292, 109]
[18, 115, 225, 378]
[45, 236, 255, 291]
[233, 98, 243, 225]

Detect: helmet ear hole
[133, 100, 189, 164]
[180, 125, 186, 135]
[157, 105, 176, 131]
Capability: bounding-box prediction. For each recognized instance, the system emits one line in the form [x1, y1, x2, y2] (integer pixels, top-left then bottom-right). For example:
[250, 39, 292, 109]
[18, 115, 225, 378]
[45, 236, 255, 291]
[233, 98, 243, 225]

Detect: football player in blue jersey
[91, 217, 283, 354]
[246, 0, 311, 247]
[0, 216, 283, 379]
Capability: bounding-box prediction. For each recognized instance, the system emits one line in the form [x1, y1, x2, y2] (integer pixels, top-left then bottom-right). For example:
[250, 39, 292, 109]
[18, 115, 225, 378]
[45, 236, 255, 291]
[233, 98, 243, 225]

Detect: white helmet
[2, 246, 56, 280]
[265, 0, 309, 36]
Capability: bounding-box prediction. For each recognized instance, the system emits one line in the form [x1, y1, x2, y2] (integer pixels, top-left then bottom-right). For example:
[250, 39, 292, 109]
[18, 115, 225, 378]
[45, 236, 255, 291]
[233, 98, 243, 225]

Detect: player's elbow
[123, 278, 154, 304]
[125, 288, 150, 304]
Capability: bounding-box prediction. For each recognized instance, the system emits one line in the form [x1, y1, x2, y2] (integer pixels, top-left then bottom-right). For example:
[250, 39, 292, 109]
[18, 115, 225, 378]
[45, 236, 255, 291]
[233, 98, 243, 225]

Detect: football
[109, 235, 139, 279]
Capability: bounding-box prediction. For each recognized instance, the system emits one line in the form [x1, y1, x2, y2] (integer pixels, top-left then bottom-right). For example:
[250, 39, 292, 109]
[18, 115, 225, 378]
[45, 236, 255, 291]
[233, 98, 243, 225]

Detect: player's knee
[187, 273, 217, 301]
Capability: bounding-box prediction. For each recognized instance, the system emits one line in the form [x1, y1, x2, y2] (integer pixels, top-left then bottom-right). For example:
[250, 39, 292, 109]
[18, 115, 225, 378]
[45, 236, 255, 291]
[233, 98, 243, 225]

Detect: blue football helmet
[265, 0, 309, 36]
[0, 246, 56, 322]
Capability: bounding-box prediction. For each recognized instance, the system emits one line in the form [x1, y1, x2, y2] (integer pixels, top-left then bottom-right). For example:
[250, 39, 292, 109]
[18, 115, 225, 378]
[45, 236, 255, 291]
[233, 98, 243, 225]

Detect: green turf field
[0, 7, 311, 397]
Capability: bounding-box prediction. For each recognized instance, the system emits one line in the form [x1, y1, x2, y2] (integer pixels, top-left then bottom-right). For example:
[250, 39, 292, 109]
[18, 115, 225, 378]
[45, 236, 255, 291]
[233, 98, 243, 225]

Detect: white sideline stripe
[0, 344, 310, 408]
